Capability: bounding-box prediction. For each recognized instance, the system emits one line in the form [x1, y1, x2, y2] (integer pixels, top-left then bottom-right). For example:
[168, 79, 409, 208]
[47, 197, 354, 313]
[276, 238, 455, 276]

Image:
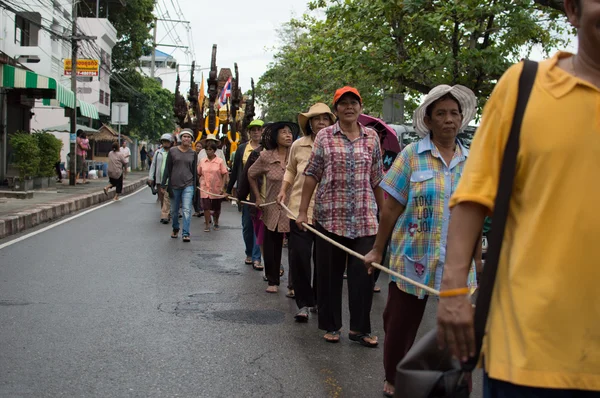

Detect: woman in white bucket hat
[364, 84, 480, 397]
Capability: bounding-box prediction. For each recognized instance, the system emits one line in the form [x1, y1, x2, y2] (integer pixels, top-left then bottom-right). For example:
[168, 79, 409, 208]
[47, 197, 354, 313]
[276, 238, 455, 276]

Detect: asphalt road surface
[0, 187, 482, 397]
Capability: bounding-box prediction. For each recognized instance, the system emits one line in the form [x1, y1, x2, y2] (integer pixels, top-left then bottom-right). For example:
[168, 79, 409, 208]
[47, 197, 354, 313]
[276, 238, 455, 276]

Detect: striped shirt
[380, 134, 477, 298]
[304, 121, 384, 238]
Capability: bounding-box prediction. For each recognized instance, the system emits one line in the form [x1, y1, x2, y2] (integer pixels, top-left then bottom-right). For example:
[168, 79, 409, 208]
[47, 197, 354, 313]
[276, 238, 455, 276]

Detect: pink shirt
[197, 156, 228, 199]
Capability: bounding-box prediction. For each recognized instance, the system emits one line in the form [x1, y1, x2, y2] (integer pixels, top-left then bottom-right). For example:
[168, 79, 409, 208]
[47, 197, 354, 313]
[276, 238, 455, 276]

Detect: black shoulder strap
[464, 60, 538, 371]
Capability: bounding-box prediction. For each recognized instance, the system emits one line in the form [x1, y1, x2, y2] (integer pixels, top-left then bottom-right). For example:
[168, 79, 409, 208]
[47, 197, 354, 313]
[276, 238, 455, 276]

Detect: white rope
[279, 202, 441, 296]
[197, 187, 277, 208]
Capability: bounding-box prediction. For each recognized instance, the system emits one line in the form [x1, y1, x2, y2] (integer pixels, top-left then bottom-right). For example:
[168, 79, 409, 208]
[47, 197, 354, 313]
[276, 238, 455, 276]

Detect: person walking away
[249, 122, 297, 294]
[147, 147, 154, 170]
[197, 140, 229, 232]
[104, 141, 127, 200]
[296, 86, 384, 346]
[277, 103, 335, 321]
[162, 129, 197, 242]
[227, 119, 265, 269]
[363, 85, 479, 397]
[140, 146, 147, 171]
[437, 1, 600, 396]
[121, 140, 131, 179]
[149, 134, 174, 224]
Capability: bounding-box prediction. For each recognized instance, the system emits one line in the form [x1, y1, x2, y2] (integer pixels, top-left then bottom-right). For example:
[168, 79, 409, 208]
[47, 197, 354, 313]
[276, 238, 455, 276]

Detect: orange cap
[333, 86, 362, 105]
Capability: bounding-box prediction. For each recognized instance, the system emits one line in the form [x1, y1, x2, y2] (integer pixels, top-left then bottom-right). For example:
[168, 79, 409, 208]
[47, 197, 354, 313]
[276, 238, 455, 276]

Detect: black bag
[394, 60, 539, 397]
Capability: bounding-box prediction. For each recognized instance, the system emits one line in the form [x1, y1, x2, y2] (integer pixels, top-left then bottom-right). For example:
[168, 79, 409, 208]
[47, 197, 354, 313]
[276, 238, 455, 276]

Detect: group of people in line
[142, 5, 597, 395]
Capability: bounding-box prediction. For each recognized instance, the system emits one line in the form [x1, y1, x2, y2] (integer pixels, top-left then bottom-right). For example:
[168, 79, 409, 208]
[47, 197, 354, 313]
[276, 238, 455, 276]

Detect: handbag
[394, 60, 539, 397]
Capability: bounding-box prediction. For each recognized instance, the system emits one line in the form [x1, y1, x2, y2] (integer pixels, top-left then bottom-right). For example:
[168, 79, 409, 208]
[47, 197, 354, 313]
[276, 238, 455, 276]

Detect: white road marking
[0, 186, 148, 251]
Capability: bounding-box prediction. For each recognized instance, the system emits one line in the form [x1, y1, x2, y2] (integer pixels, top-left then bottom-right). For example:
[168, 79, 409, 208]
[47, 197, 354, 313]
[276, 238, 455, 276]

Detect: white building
[0, 0, 117, 180]
[138, 49, 178, 92]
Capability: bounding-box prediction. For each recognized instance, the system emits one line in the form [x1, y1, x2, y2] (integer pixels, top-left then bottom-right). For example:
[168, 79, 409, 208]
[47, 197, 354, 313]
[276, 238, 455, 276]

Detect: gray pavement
[0, 186, 482, 397]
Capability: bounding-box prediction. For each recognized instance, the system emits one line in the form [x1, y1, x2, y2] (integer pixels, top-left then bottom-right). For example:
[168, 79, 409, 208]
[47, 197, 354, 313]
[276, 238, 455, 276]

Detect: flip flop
[171, 229, 179, 239]
[204, 227, 210, 232]
[103, 187, 108, 196]
[213, 225, 220, 231]
[244, 258, 253, 265]
[252, 261, 264, 271]
[294, 307, 309, 323]
[182, 236, 190, 242]
[324, 331, 340, 343]
[348, 333, 378, 348]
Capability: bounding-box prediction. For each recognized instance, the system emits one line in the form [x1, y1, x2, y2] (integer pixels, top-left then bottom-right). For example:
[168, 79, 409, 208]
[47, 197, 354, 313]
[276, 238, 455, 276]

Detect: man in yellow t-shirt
[436, 0, 600, 395]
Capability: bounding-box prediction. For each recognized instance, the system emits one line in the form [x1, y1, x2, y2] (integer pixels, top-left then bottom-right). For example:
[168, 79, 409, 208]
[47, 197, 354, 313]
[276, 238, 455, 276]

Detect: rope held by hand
[278, 202, 441, 296]
[197, 187, 277, 208]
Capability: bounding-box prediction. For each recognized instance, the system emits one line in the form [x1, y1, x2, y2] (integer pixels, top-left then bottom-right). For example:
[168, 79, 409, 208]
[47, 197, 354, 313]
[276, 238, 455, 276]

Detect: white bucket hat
[413, 85, 477, 138]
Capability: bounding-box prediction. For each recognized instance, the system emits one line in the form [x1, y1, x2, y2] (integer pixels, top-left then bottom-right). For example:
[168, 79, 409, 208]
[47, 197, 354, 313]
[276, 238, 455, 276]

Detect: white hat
[205, 134, 220, 142]
[413, 85, 477, 138]
[179, 129, 194, 139]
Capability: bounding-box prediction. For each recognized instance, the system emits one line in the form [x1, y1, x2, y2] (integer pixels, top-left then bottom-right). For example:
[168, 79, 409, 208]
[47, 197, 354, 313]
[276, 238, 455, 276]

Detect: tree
[257, 0, 573, 122]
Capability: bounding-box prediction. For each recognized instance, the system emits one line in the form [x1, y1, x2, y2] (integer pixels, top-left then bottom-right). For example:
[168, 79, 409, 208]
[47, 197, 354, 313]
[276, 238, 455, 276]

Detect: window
[105, 93, 110, 106]
[99, 89, 104, 104]
[15, 12, 41, 47]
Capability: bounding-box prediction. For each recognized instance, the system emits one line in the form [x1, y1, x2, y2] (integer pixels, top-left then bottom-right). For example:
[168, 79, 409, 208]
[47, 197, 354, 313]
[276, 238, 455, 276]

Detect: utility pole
[69, 0, 78, 186]
[150, 18, 157, 78]
[68, 0, 96, 186]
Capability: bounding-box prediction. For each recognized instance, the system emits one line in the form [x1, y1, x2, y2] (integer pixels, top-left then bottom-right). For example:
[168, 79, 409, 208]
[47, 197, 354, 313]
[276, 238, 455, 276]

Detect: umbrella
[358, 114, 401, 171]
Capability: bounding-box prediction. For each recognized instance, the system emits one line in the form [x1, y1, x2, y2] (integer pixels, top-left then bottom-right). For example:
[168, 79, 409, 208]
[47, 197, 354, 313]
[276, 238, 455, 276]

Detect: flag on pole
[198, 73, 205, 113]
[218, 77, 232, 109]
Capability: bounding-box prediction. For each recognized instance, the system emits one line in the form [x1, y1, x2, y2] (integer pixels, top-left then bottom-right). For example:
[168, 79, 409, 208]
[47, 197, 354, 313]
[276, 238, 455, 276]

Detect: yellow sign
[64, 59, 99, 76]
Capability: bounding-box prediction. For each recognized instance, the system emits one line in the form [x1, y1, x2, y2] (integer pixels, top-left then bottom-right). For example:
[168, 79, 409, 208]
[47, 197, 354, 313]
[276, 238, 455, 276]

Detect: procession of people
[142, 4, 599, 394]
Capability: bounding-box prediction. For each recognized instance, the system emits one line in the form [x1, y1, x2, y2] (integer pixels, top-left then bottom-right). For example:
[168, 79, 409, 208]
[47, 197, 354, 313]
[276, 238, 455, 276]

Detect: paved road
[0, 187, 482, 397]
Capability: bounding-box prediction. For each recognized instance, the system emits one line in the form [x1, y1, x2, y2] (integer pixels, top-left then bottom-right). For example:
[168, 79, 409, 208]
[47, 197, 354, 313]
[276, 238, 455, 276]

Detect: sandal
[213, 224, 220, 231]
[244, 257, 253, 265]
[204, 227, 210, 232]
[348, 332, 378, 348]
[252, 261, 264, 271]
[286, 289, 295, 298]
[265, 285, 278, 293]
[182, 236, 190, 242]
[294, 307, 309, 323]
[103, 187, 108, 196]
[171, 229, 179, 239]
[280, 268, 284, 277]
[324, 331, 340, 343]
[382, 380, 395, 397]
[374, 285, 381, 293]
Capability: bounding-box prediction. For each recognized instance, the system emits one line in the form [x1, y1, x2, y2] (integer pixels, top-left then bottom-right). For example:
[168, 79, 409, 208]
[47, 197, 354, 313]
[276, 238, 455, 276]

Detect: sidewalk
[0, 172, 148, 240]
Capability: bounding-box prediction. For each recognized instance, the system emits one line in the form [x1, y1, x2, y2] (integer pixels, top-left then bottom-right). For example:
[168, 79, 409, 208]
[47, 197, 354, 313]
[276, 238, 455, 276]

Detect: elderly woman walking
[248, 122, 298, 294]
[364, 85, 479, 397]
[277, 103, 335, 321]
[197, 140, 229, 232]
[297, 86, 385, 346]
[162, 128, 197, 242]
[104, 141, 127, 200]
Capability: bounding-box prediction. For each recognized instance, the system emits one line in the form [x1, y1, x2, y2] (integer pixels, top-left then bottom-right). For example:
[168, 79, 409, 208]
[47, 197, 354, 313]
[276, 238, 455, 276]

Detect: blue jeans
[171, 185, 194, 237]
[484, 373, 599, 397]
[242, 204, 261, 261]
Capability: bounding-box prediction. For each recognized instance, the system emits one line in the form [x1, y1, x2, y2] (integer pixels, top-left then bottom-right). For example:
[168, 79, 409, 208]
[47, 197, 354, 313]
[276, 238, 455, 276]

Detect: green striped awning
[78, 99, 99, 119]
[41, 82, 99, 120]
[0, 64, 57, 98]
[42, 83, 75, 109]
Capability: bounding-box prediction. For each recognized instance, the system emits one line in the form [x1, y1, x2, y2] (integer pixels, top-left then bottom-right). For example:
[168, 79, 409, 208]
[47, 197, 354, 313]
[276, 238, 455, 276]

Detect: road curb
[0, 177, 147, 240]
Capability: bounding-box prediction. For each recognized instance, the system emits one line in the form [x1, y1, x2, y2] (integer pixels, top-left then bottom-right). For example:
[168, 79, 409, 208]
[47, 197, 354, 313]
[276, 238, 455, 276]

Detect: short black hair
[111, 142, 119, 151]
[262, 122, 299, 150]
[204, 141, 218, 151]
[425, 93, 462, 118]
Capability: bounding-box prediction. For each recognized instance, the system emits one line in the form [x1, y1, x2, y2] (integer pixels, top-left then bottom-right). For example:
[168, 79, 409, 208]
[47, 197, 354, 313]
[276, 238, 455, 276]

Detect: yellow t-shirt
[450, 52, 600, 390]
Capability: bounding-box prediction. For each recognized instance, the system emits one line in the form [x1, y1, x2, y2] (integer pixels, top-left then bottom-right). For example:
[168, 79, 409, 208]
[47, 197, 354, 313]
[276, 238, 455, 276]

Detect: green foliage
[9, 132, 40, 179]
[35, 132, 63, 177]
[109, 70, 175, 142]
[257, 0, 572, 122]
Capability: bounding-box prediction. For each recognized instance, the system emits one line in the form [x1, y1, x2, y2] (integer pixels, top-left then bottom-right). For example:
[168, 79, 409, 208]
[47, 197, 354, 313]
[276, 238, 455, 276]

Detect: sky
[152, 0, 308, 95]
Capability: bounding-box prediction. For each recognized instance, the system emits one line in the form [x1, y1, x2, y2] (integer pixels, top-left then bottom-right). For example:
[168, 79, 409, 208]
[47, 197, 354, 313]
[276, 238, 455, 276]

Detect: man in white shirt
[121, 140, 131, 179]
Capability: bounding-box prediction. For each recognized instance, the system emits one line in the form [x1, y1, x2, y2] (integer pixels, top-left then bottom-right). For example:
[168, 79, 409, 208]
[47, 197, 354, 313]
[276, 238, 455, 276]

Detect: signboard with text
[63, 59, 99, 76]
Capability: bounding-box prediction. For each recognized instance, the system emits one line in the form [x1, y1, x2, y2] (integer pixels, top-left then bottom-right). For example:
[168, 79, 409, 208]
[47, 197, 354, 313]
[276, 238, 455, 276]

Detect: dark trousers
[484, 373, 599, 397]
[193, 183, 202, 213]
[55, 161, 62, 180]
[263, 227, 284, 286]
[289, 220, 317, 309]
[109, 175, 123, 194]
[314, 222, 375, 334]
[383, 282, 428, 385]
